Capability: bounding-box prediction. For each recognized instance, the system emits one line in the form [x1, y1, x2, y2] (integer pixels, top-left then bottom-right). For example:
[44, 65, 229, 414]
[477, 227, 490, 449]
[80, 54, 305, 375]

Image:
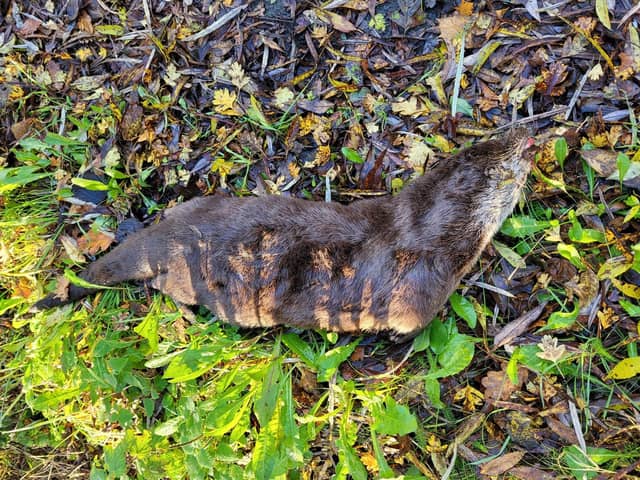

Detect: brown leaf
[479, 451, 525, 476]
[17, 17, 41, 37]
[438, 15, 468, 46]
[545, 416, 579, 444]
[509, 466, 556, 480]
[481, 367, 526, 405]
[314, 9, 357, 33]
[77, 10, 94, 33]
[77, 230, 115, 256]
[493, 302, 548, 349]
[10, 118, 36, 140]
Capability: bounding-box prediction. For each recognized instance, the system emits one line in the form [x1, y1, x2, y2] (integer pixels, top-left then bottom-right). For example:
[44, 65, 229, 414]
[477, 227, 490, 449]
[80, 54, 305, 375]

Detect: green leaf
[557, 242, 586, 270]
[104, 437, 129, 477]
[163, 345, 224, 383]
[567, 210, 605, 244]
[424, 374, 444, 408]
[134, 311, 159, 353]
[428, 318, 448, 354]
[412, 328, 430, 353]
[254, 357, 282, 428]
[316, 339, 359, 382]
[540, 303, 579, 331]
[454, 97, 474, 117]
[563, 445, 617, 480]
[95, 24, 125, 36]
[620, 299, 640, 317]
[282, 332, 317, 367]
[450, 292, 477, 328]
[64, 269, 115, 289]
[0, 166, 50, 193]
[500, 215, 550, 238]
[435, 333, 475, 377]
[153, 416, 183, 436]
[595, 0, 611, 29]
[371, 397, 417, 435]
[341, 147, 364, 164]
[493, 239, 526, 269]
[71, 177, 109, 191]
[616, 152, 631, 185]
[554, 137, 568, 169]
[335, 416, 367, 479]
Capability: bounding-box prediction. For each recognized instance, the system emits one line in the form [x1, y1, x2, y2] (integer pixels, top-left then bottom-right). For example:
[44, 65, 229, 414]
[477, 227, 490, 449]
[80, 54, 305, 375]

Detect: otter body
[35, 130, 532, 338]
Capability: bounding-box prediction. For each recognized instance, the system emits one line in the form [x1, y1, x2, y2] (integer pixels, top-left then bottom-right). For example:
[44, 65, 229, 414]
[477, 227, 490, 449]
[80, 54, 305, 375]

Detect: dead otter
[34, 129, 534, 339]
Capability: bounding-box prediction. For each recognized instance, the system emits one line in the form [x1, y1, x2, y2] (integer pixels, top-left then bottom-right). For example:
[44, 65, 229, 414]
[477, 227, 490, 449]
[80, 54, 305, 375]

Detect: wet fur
[34, 130, 532, 339]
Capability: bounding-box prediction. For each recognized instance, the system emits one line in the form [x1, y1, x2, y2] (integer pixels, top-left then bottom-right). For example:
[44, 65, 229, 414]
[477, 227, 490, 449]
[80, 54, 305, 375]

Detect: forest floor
[1, 0, 640, 478]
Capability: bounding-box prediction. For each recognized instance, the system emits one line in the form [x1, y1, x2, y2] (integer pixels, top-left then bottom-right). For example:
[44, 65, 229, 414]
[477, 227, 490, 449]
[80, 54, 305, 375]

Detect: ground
[1, 0, 640, 479]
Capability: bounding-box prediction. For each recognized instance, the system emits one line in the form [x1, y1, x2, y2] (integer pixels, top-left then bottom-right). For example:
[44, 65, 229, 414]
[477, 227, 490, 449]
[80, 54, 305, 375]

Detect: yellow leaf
[429, 134, 453, 153]
[453, 385, 484, 412]
[213, 88, 242, 116]
[456, 0, 474, 16]
[606, 357, 640, 380]
[611, 278, 640, 300]
[8, 85, 24, 101]
[211, 157, 234, 177]
[75, 47, 93, 61]
[597, 256, 632, 280]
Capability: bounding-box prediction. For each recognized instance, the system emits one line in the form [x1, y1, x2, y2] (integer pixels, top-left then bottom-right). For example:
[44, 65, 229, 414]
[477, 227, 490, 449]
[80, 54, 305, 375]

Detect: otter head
[467, 127, 536, 228]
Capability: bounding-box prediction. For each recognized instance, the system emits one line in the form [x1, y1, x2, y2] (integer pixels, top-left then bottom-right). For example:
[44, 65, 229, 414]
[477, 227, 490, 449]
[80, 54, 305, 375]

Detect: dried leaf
[229, 61, 249, 89]
[60, 235, 85, 263]
[77, 230, 115, 256]
[213, 88, 242, 116]
[536, 335, 566, 362]
[438, 15, 468, 47]
[480, 451, 525, 476]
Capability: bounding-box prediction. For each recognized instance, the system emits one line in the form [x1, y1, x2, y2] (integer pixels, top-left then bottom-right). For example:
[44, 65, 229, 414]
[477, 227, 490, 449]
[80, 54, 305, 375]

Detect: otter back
[34, 129, 533, 340]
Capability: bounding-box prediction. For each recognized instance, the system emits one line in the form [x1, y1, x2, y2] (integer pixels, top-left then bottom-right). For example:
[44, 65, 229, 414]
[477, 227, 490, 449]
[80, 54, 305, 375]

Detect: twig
[182, 5, 247, 42]
[565, 69, 589, 120]
[491, 106, 569, 133]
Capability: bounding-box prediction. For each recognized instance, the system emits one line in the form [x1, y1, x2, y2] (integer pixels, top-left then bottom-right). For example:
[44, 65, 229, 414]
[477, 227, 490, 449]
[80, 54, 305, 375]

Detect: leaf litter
[0, 0, 640, 478]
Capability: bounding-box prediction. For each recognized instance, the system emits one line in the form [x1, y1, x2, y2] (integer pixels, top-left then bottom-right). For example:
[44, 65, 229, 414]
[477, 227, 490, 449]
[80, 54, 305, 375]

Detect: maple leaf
[453, 385, 484, 412]
[228, 61, 249, 89]
[75, 47, 93, 62]
[273, 87, 295, 110]
[536, 335, 566, 362]
[213, 88, 242, 116]
[77, 230, 115, 256]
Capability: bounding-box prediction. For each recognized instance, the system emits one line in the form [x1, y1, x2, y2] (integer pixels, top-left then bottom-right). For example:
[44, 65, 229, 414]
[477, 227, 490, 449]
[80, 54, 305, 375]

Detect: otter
[34, 129, 534, 339]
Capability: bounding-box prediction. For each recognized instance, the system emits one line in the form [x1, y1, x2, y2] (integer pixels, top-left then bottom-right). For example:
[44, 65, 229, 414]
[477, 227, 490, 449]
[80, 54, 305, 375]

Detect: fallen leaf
[213, 88, 242, 116]
[481, 367, 526, 405]
[60, 235, 86, 263]
[229, 61, 249, 89]
[509, 466, 557, 480]
[77, 230, 115, 256]
[438, 14, 468, 47]
[480, 451, 526, 476]
[536, 335, 566, 362]
[606, 357, 640, 380]
[453, 385, 484, 412]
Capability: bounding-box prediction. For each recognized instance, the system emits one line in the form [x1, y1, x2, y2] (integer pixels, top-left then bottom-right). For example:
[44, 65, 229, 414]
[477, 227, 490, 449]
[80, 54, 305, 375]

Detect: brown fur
[34, 129, 533, 339]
